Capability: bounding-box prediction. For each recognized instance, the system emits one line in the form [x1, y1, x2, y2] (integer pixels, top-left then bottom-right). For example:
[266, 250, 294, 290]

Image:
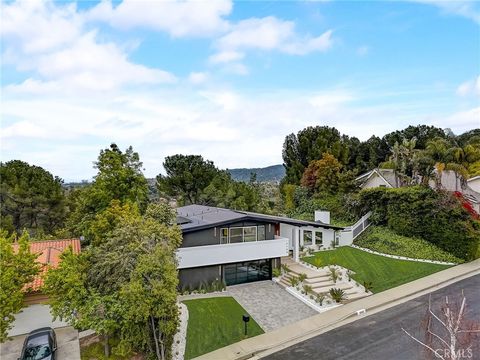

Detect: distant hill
[227, 164, 285, 183]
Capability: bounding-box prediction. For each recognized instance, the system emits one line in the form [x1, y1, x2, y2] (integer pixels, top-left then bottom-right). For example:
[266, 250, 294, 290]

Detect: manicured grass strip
[303, 247, 452, 293]
[183, 297, 264, 359]
[354, 226, 462, 263]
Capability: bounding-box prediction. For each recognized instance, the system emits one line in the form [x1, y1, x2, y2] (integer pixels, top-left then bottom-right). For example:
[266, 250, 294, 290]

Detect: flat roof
[176, 204, 343, 233]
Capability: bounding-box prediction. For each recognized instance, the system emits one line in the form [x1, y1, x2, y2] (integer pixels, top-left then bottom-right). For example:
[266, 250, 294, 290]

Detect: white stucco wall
[361, 173, 391, 189]
[468, 177, 480, 193]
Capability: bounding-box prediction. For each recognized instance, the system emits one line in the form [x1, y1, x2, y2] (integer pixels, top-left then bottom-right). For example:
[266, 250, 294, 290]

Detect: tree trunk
[104, 334, 110, 358]
[150, 316, 162, 360]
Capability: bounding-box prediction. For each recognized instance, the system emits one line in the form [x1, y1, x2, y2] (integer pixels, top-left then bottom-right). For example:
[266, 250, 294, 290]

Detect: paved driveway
[9, 304, 68, 337]
[1, 326, 81, 360]
[264, 275, 480, 360]
[228, 281, 317, 332]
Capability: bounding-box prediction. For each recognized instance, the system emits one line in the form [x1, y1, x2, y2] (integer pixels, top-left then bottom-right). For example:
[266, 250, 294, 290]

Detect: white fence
[338, 212, 372, 246]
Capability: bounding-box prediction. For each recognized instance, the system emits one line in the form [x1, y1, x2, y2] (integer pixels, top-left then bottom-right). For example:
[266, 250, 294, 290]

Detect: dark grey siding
[180, 220, 277, 248]
[179, 265, 221, 290]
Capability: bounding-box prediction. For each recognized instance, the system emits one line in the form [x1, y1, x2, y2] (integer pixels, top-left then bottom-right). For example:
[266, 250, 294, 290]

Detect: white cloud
[214, 16, 334, 58]
[87, 0, 232, 37]
[4, 84, 475, 180]
[188, 72, 209, 85]
[357, 45, 369, 56]
[1, 0, 176, 93]
[456, 76, 480, 97]
[208, 50, 245, 64]
[1, 0, 82, 54]
[410, 0, 480, 23]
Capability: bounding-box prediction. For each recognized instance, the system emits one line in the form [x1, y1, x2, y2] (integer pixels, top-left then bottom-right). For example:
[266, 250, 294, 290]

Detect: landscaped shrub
[302, 284, 313, 295]
[358, 186, 480, 260]
[363, 281, 373, 293]
[289, 276, 299, 287]
[298, 273, 308, 283]
[328, 267, 340, 283]
[354, 226, 463, 263]
[329, 288, 346, 303]
[315, 293, 326, 306]
[272, 268, 282, 278]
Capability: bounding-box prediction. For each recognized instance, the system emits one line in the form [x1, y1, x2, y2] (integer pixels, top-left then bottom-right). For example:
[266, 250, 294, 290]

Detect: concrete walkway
[194, 258, 480, 360]
[228, 281, 317, 331]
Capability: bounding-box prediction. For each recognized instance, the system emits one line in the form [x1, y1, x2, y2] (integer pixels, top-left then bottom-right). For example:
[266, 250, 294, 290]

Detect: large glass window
[220, 228, 229, 244]
[229, 228, 243, 243]
[258, 225, 266, 241]
[303, 230, 313, 246]
[315, 231, 323, 246]
[243, 227, 257, 242]
[224, 259, 272, 285]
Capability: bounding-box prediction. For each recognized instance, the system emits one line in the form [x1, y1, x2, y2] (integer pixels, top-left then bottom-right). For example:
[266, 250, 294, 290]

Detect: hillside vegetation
[228, 164, 285, 182]
[354, 226, 463, 263]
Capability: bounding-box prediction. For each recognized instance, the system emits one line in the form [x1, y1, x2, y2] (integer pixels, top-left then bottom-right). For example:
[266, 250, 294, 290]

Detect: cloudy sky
[1, 0, 479, 181]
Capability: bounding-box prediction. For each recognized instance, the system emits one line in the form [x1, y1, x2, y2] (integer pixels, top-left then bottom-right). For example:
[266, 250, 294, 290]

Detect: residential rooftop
[176, 204, 343, 233]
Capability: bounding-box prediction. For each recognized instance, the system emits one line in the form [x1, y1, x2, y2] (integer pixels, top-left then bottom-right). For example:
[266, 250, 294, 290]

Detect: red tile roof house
[12, 238, 81, 305]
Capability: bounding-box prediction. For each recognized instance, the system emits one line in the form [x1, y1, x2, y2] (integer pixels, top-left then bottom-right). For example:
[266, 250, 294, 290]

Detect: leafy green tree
[88, 200, 140, 246]
[157, 155, 218, 205]
[282, 126, 351, 184]
[45, 203, 181, 359]
[0, 160, 66, 236]
[0, 231, 40, 341]
[383, 125, 447, 149]
[301, 153, 343, 193]
[66, 144, 148, 239]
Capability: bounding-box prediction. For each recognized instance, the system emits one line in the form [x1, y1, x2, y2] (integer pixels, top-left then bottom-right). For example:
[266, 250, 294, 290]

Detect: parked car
[18, 327, 57, 360]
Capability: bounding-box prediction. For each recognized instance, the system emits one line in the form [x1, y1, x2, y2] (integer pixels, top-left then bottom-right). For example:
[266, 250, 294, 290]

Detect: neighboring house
[356, 169, 480, 214]
[356, 168, 400, 189]
[468, 175, 480, 193]
[13, 238, 81, 305]
[176, 205, 343, 289]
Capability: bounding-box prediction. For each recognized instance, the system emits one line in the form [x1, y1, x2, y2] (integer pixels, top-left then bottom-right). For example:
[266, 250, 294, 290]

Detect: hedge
[358, 186, 480, 261]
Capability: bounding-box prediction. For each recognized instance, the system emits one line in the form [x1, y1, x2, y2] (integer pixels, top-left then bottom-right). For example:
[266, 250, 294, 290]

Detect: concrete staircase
[279, 257, 369, 301]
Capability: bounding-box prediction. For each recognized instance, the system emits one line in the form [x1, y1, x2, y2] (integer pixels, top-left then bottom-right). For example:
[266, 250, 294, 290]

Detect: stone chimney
[315, 210, 330, 224]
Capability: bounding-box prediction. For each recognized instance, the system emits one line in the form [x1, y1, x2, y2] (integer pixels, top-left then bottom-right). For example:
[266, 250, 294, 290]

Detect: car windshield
[22, 344, 51, 360]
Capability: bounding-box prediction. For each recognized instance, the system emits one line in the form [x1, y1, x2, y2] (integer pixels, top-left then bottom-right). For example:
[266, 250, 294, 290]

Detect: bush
[272, 268, 281, 278]
[329, 288, 346, 303]
[358, 186, 480, 260]
[354, 226, 463, 263]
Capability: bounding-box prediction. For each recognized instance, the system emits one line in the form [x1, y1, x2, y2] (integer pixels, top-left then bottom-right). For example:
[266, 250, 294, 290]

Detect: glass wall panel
[229, 228, 243, 243]
[303, 230, 313, 246]
[258, 225, 266, 240]
[223, 259, 272, 285]
[220, 228, 229, 244]
[243, 227, 257, 242]
[315, 231, 323, 246]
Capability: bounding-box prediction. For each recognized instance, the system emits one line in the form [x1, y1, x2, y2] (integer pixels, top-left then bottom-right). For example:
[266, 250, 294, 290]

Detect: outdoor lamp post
[242, 314, 250, 336]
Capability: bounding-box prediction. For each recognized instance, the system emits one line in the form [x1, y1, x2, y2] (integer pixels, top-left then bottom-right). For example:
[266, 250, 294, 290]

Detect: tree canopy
[0, 232, 40, 341]
[44, 202, 181, 359]
[0, 160, 66, 236]
[66, 144, 149, 241]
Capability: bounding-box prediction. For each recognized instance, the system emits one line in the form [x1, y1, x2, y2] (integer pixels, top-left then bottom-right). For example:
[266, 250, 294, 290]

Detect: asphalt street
[264, 275, 480, 360]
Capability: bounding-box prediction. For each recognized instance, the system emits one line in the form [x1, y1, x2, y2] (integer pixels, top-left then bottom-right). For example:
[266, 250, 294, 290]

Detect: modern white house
[175, 205, 343, 289]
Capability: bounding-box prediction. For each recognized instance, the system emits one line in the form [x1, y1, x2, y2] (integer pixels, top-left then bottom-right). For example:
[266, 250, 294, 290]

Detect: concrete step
[312, 283, 353, 293]
[304, 275, 331, 285]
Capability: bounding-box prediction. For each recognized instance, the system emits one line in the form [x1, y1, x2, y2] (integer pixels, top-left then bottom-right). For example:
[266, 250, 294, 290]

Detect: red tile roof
[13, 238, 81, 292]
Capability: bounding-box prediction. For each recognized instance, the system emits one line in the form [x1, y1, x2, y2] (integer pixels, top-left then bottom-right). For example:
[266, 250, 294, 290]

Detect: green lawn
[183, 297, 264, 359]
[303, 246, 452, 293]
